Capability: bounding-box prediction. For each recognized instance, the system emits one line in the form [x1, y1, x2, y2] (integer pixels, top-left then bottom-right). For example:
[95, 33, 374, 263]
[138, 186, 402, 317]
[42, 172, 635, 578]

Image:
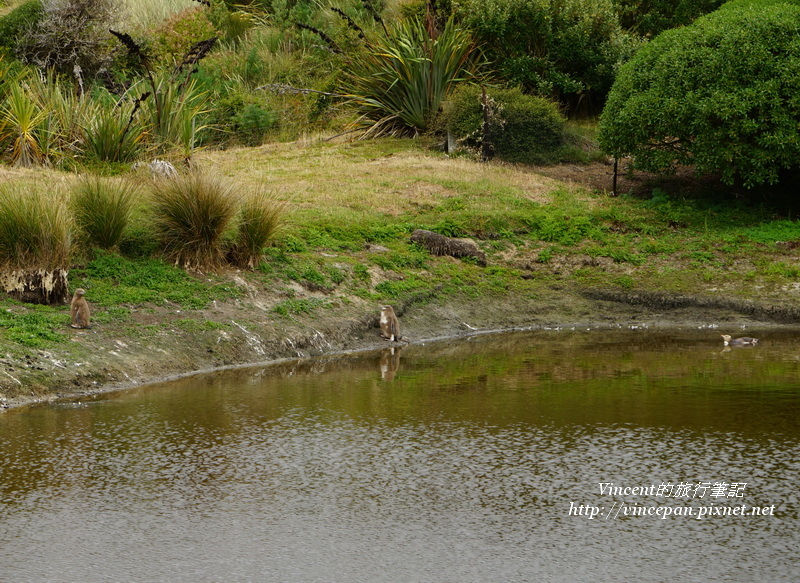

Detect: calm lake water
[1, 329, 800, 582]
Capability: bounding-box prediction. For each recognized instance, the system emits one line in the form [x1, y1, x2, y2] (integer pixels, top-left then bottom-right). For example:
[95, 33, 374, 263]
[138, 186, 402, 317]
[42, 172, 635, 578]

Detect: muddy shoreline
[2, 286, 795, 412]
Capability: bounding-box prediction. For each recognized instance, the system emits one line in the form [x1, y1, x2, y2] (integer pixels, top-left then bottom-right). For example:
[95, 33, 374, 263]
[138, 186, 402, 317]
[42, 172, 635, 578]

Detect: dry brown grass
[193, 138, 568, 221]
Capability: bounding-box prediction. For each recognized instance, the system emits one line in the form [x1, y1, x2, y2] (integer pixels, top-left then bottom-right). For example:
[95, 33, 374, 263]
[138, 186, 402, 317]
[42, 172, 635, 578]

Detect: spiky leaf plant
[134, 72, 210, 159]
[27, 71, 96, 163]
[151, 171, 239, 271]
[83, 99, 146, 163]
[0, 83, 48, 167]
[72, 177, 138, 250]
[228, 190, 284, 268]
[110, 32, 213, 161]
[344, 16, 483, 137]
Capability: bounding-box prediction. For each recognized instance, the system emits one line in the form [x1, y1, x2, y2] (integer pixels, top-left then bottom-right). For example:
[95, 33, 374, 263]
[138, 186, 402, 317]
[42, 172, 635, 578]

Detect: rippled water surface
[2, 329, 800, 582]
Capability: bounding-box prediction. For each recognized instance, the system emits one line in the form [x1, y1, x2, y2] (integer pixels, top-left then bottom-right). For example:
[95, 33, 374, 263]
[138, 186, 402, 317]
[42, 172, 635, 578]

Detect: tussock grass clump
[72, 177, 138, 250]
[228, 190, 284, 268]
[0, 184, 71, 270]
[0, 184, 71, 304]
[151, 171, 239, 271]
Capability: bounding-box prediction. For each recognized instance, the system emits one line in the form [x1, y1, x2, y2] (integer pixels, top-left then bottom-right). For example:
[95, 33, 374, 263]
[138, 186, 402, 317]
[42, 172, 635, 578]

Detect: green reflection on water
[2, 329, 800, 583]
[13, 328, 797, 434]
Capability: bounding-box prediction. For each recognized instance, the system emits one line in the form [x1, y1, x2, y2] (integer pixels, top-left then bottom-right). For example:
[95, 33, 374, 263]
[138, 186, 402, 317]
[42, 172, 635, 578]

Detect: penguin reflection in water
[378, 306, 405, 380]
[721, 334, 758, 347]
[380, 346, 401, 381]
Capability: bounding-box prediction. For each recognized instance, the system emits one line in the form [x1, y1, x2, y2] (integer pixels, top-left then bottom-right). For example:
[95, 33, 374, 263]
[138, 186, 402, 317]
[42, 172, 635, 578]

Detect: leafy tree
[0, 0, 45, 53]
[599, 0, 800, 188]
[613, 0, 727, 37]
[452, 0, 638, 114]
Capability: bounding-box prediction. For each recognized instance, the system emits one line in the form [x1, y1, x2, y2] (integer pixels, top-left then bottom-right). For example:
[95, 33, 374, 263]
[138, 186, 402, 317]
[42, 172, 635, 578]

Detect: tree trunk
[481, 87, 493, 162]
[1, 269, 70, 305]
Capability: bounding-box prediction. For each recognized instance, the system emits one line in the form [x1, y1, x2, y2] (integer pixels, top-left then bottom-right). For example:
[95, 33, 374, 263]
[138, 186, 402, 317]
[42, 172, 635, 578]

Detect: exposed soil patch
[531, 159, 721, 197]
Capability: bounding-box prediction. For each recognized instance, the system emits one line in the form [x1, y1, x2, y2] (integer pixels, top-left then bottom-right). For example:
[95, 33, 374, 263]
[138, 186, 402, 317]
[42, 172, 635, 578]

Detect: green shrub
[441, 85, 567, 165]
[149, 6, 218, 67]
[151, 172, 239, 270]
[72, 177, 138, 250]
[452, 0, 637, 113]
[193, 47, 282, 145]
[205, 1, 252, 43]
[0, 0, 45, 52]
[599, 0, 800, 188]
[232, 103, 278, 146]
[613, 0, 726, 37]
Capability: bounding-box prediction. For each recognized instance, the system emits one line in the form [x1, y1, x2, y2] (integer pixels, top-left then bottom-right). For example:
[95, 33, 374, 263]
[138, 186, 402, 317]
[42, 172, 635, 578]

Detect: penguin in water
[721, 334, 758, 347]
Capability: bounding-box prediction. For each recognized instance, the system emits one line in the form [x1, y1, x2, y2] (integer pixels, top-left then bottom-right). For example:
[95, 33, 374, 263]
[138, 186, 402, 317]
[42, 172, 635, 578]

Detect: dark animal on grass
[411, 229, 487, 266]
[70, 288, 91, 329]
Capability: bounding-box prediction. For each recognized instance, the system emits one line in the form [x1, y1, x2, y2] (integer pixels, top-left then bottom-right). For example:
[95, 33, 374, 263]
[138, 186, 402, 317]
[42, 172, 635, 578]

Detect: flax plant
[28, 72, 96, 163]
[138, 72, 210, 160]
[110, 32, 214, 161]
[0, 83, 48, 167]
[84, 100, 146, 163]
[151, 172, 239, 271]
[72, 177, 138, 250]
[228, 190, 284, 268]
[344, 17, 483, 137]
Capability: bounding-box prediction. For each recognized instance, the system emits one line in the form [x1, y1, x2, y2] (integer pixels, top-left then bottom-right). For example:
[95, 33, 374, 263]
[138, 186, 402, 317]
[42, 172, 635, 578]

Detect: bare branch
[255, 83, 347, 98]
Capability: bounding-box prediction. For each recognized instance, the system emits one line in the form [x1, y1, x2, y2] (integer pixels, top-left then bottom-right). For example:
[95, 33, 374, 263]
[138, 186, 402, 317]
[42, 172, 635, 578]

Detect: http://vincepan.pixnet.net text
[569, 482, 776, 520]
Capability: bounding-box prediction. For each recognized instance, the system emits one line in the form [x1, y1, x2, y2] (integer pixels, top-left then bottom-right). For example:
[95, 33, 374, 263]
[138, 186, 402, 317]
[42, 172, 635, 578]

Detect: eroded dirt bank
[1, 284, 794, 411]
